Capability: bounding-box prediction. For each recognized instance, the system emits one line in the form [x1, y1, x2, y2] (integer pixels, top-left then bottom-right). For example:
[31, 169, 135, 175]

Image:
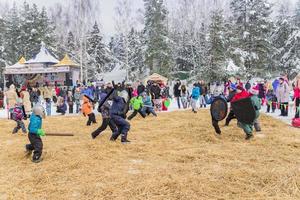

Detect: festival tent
[54, 54, 79, 67]
[5, 57, 26, 69]
[144, 73, 168, 85]
[25, 42, 59, 64]
[4, 43, 80, 86]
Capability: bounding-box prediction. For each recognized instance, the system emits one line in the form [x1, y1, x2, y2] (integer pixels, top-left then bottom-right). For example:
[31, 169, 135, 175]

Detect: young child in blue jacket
[191, 84, 200, 113]
[25, 105, 45, 163]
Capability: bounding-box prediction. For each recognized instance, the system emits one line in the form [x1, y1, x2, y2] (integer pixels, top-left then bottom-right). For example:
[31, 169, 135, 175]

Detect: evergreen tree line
[1, 0, 300, 83]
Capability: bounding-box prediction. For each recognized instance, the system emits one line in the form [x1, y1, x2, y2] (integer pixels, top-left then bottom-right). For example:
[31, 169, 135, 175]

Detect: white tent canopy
[25, 42, 59, 64]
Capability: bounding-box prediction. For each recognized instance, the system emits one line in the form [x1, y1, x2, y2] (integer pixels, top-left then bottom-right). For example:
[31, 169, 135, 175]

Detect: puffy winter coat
[28, 114, 42, 134]
[276, 82, 290, 103]
[130, 96, 143, 110]
[82, 96, 93, 116]
[173, 83, 181, 97]
[142, 95, 152, 107]
[231, 90, 250, 102]
[5, 85, 18, 108]
[21, 91, 31, 113]
[191, 87, 200, 100]
[110, 96, 127, 117]
[12, 106, 24, 121]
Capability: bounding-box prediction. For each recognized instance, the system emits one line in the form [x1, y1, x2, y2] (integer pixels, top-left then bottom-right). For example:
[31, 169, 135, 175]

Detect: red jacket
[231, 90, 250, 102]
[294, 88, 300, 99]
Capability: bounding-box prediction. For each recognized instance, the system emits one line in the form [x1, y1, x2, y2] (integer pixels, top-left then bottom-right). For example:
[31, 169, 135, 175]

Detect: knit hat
[249, 86, 259, 95]
[32, 104, 46, 119]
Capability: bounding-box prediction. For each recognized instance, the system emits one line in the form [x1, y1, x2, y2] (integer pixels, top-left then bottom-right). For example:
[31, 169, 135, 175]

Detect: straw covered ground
[0, 110, 300, 200]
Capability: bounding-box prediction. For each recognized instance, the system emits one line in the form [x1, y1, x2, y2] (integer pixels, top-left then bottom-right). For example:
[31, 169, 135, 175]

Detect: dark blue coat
[110, 96, 126, 117]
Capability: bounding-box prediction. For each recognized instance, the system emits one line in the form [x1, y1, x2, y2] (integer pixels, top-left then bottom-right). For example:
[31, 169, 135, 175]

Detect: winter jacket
[200, 84, 208, 95]
[21, 91, 32, 113]
[82, 96, 93, 116]
[251, 95, 261, 120]
[276, 82, 290, 103]
[258, 83, 266, 99]
[43, 87, 52, 99]
[294, 88, 300, 99]
[173, 83, 181, 97]
[231, 90, 250, 102]
[191, 87, 200, 100]
[266, 90, 277, 102]
[110, 96, 127, 118]
[151, 85, 161, 99]
[30, 91, 39, 103]
[98, 93, 111, 118]
[74, 91, 81, 104]
[143, 95, 152, 107]
[28, 114, 42, 134]
[12, 106, 24, 121]
[130, 96, 143, 110]
[137, 84, 145, 95]
[5, 85, 18, 108]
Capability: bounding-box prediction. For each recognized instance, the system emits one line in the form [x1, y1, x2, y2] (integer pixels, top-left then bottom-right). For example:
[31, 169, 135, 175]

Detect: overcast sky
[0, 0, 297, 36]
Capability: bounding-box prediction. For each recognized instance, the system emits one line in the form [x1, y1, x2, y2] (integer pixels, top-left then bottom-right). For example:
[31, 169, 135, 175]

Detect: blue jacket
[191, 87, 200, 100]
[28, 114, 42, 134]
[143, 96, 152, 107]
[110, 96, 126, 116]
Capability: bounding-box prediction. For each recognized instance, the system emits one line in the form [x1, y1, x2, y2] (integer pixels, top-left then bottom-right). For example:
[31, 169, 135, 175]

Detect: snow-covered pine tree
[86, 22, 110, 80]
[2, 2, 21, 64]
[280, 0, 300, 77]
[230, 0, 273, 78]
[0, 17, 5, 85]
[206, 9, 228, 81]
[143, 0, 171, 76]
[66, 31, 77, 60]
[271, 3, 293, 74]
[128, 28, 145, 80]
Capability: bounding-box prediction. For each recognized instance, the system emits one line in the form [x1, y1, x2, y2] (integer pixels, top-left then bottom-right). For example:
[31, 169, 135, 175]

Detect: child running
[127, 94, 146, 120]
[12, 99, 27, 134]
[91, 92, 118, 139]
[25, 105, 45, 163]
[191, 83, 200, 113]
[141, 92, 157, 117]
[82, 95, 96, 126]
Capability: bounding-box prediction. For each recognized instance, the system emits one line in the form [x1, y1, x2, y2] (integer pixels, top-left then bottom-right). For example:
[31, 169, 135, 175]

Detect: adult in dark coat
[137, 81, 146, 95]
[173, 80, 181, 109]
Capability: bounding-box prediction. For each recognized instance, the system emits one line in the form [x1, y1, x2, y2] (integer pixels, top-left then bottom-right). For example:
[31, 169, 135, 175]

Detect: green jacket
[130, 96, 143, 110]
[251, 95, 261, 119]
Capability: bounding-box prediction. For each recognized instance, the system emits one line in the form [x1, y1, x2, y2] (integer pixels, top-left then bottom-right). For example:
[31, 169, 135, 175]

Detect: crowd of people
[1, 74, 300, 163]
[172, 76, 300, 121]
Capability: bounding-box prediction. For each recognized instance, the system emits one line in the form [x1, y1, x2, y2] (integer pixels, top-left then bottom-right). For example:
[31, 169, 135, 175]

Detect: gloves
[37, 129, 45, 137]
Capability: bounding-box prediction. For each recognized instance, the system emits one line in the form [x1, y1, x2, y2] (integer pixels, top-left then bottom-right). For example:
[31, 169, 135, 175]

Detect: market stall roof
[145, 73, 168, 84]
[5, 57, 26, 69]
[25, 42, 59, 64]
[54, 54, 79, 67]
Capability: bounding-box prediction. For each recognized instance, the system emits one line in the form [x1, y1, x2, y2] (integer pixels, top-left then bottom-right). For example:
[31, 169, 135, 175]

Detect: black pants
[295, 98, 300, 118]
[87, 113, 96, 126]
[91, 118, 118, 138]
[69, 104, 73, 114]
[267, 102, 276, 113]
[26, 133, 43, 160]
[127, 109, 146, 120]
[280, 102, 288, 116]
[225, 110, 236, 126]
